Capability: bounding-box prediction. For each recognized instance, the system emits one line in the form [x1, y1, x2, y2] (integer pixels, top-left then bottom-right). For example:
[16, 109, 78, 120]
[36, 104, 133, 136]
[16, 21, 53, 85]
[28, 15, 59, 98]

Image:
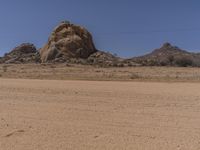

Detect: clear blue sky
[0, 0, 200, 57]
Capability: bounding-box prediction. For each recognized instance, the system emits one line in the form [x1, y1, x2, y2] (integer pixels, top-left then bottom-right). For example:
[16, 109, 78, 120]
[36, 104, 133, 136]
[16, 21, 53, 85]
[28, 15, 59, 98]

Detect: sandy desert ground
[1, 78, 200, 150]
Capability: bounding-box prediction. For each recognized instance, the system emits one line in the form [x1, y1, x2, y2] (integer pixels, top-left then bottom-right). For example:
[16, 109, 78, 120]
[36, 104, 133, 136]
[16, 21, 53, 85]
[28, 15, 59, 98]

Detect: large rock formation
[0, 43, 40, 64]
[40, 21, 97, 62]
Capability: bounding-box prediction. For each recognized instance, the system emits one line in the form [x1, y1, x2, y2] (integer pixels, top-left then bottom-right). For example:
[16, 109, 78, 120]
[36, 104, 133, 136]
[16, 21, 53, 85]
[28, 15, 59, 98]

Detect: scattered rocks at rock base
[87, 51, 139, 67]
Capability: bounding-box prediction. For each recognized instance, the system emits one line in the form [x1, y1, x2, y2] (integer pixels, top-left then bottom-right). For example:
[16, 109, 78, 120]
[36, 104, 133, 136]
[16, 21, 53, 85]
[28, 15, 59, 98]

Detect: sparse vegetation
[2, 65, 7, 72]
[130, 73, 141, 79]
[175, 56, 193, 67]
[167, 55, 175, 65]
[131, 43, 200, 67]
[1, 64, 200, 81]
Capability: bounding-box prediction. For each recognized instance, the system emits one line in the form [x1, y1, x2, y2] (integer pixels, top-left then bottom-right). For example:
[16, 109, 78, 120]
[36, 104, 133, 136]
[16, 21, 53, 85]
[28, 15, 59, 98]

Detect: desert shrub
[118, 63, 124, 67]
[34, 52, 41, 63]
[141, 60, 148, 66]
[191, 58, 200, 67]
[2, 65, 7, 72]
[167, 55, 174, 65]
[112, 61, 118, 67]
[175, 56, 193, 67]
[130, 73, 141, 79]
[159, 60, 168, 66]
[147, 59, 159, 66]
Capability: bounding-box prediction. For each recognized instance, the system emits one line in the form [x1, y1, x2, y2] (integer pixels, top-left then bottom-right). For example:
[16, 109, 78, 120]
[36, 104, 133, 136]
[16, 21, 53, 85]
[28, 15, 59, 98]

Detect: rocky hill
[1, 21, 200, 67]
[130, 43, 200, 67]
[0, 43, 40, 64]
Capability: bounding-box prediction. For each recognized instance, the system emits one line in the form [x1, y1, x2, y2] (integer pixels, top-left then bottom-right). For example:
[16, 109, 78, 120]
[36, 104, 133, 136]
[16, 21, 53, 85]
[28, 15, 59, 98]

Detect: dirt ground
[1, 79, 200, 150]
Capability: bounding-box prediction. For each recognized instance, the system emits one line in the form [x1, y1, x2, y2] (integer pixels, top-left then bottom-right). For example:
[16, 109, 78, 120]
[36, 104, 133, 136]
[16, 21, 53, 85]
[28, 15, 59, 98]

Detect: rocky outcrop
[88, 51, 117, 64]
[87, 51, 121, 67]
[0, 43, 40, 64]
[40, 21, 97, 63]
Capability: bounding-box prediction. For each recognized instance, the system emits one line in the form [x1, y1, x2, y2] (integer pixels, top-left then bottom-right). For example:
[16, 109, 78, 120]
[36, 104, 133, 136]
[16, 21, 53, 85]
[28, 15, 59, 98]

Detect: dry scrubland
[1, 65, 200, 149]
[1, 64, 200, 81]
[0, 79, 200, 149]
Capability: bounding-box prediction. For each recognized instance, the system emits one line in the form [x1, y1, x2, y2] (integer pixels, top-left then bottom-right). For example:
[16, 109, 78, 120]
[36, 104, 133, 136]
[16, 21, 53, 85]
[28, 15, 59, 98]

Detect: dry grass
[0, 64, 200, 82]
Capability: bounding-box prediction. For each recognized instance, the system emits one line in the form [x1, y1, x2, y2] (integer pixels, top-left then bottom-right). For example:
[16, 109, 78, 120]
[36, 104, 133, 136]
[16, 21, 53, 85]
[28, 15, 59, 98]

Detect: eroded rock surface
[40, 21, 97, 62]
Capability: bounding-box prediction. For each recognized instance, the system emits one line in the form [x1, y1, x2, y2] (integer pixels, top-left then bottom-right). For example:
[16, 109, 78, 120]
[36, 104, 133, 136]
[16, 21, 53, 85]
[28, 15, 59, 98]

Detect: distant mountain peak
[131, 42, 200, 67]
[151, 42, 187, 56]
[162, 42, 172, 48]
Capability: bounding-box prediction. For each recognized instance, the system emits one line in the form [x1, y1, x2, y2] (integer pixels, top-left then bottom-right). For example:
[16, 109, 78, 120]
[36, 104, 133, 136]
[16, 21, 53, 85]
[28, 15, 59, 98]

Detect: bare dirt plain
[1, 78, 200, 150]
